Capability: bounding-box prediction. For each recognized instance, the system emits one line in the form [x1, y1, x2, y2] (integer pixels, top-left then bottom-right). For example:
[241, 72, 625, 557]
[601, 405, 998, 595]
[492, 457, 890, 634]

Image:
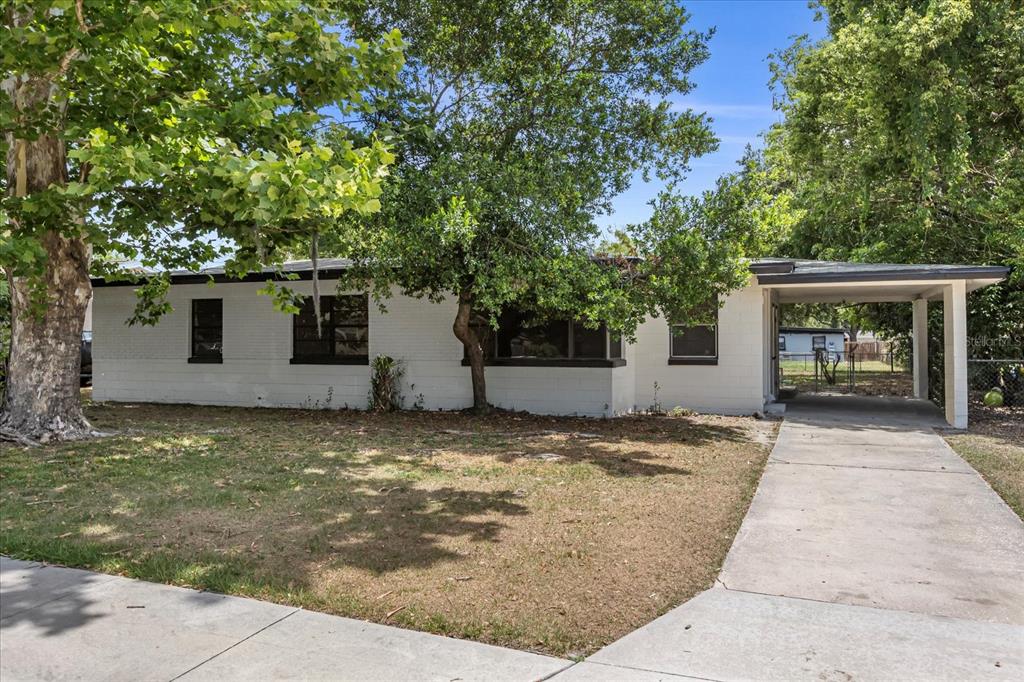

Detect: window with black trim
[190, 299, 222, 363]
[778, 335, 787, 351]
[669, 304, 718, 364]
[464, 310, 625, 367]
[291, 294, 368, 364]
[812, 334, 826, 350]
[609, 332, 623, 360]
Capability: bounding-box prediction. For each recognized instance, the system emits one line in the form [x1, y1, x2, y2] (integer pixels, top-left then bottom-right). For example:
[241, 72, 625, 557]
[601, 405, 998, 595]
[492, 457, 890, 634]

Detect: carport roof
[751, 259, 1009, 304]
[750, 259, 1009, 284]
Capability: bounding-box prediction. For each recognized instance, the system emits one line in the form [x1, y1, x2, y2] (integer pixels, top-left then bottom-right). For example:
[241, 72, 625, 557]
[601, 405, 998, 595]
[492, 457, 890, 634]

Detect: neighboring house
[89, 258, 1008, 428]
[779, 326, 847, 360]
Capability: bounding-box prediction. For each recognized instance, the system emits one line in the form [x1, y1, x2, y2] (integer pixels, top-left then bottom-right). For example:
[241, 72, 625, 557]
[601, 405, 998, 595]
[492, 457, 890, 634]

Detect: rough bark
[1, 234, 93, 444]
[1, 35, 94, 444]
[452, 290, 490, 413]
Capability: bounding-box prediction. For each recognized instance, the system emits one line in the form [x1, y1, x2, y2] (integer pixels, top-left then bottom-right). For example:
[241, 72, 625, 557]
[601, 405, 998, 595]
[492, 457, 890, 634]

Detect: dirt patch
[0, 400, 776, 655]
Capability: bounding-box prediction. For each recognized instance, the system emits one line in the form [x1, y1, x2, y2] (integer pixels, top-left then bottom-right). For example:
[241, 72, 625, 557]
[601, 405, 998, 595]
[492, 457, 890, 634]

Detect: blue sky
[596, 0, 828, 231]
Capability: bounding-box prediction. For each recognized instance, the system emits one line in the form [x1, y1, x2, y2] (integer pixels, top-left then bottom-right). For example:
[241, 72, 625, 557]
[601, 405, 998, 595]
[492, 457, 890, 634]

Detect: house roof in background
[779, 326, 847, 335]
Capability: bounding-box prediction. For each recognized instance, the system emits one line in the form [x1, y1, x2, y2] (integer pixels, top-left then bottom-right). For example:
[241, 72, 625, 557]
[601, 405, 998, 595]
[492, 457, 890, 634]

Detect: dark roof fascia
[779, 326, 847, 335]
[748, 261, 796, 274]
[91, 267, 352, 288]
[757, 266, 1009, 285]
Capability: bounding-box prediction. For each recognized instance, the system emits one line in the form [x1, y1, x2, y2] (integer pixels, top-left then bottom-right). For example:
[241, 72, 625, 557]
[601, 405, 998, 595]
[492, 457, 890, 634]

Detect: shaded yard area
[945, 402, 1024, 520]
[0, 396, 775, 656]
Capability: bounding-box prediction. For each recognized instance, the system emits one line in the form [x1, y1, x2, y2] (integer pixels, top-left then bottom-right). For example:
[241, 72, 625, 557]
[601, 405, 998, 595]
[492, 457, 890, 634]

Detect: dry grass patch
[945, 403, 1024, 520]
[0, 397, 775, 655]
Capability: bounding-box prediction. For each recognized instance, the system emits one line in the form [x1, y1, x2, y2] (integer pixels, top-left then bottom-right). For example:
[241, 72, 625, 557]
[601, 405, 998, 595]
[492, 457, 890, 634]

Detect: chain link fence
[929, 335, 1024, 422]
[780, 349, 912, 396]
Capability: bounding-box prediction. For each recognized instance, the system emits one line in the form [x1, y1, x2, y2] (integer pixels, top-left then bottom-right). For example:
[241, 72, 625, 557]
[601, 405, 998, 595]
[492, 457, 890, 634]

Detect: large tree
[322, 0, 754, 412]
[767, 0, 1023, 345]
[1, 1, 404, 443]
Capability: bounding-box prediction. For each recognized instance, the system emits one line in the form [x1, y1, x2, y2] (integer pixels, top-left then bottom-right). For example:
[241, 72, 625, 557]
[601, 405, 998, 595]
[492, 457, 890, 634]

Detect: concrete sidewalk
[0, 557, 571, 682]
[561, 395, 1024, 681]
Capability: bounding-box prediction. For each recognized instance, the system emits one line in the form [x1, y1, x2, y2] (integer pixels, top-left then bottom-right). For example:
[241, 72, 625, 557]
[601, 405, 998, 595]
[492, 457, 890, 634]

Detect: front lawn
[0, 396, 775, 656]
[945, 402, 1024, 520]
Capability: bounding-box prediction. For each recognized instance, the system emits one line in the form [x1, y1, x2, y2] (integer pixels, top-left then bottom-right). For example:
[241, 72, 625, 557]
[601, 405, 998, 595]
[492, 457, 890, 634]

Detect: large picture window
[189, 299, 222, 363]
[292, 294, 369, 364]
[669, 304, 718, 365]
[465, 309, 625, 367]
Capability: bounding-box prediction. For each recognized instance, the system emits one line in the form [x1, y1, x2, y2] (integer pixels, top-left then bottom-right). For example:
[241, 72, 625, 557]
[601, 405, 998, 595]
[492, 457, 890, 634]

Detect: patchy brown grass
[0, 395, 775, 656]
[945, 402, 1024, 521]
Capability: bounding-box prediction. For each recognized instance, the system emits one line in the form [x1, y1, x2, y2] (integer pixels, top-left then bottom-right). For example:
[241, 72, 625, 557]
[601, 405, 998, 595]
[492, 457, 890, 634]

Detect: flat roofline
[757, 265, 1009, 285]
[92, 267, 352, 288]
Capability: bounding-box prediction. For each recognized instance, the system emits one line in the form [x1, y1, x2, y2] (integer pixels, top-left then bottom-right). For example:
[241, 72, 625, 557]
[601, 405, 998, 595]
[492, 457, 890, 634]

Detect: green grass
[0, 396, 775, 656]
[945, 417, 1024, 520]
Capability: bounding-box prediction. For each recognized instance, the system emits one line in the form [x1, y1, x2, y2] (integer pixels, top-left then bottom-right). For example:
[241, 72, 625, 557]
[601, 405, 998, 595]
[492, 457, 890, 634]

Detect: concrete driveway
[564, 395, 1024, 681]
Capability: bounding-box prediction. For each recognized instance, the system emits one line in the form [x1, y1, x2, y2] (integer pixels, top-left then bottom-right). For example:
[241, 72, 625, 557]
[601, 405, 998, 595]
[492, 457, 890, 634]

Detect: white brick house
[90, 258, 1008, 426]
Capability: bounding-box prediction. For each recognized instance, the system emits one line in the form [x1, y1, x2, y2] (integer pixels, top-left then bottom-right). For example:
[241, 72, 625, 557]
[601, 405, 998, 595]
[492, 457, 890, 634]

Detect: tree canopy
[1, 1, 404, 440]
[316, 0, 758, 409]
[769, 0, 1023, 344]
[686, 0, 1021, 349]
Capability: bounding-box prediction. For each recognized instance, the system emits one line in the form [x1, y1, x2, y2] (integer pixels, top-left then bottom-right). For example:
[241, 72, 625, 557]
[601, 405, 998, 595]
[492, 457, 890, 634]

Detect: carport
[751, 260, 1010, 428]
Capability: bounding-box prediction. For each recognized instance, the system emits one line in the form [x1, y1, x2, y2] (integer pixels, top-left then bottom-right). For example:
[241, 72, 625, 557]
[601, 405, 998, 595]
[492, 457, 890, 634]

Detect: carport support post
[912, 299, 928, 399]
[942, 281, 968, 429]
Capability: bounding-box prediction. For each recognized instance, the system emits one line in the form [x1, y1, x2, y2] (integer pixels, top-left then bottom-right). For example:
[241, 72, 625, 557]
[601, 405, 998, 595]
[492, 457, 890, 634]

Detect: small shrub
[369, 355, 405, 411]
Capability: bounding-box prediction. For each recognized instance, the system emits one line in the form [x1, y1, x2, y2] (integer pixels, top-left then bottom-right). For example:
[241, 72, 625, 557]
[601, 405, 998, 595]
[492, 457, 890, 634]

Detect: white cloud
[674, 101, 777, 119]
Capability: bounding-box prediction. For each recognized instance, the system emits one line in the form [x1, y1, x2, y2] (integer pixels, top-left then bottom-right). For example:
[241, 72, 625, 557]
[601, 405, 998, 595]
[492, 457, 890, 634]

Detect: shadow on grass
[307, 485, 528, 574]
[1, 399, 760, 625]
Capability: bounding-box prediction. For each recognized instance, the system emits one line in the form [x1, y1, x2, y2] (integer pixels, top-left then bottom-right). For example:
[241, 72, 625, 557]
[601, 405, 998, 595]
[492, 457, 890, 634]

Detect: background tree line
[696, 0, 1022, 352]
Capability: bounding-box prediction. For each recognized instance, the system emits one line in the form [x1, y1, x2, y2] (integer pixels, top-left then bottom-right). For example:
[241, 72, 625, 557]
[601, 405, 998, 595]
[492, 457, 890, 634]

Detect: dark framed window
[669, 304, 718, 365]
[609, 332, 623, 360]
[778, 335, 787, 351]
[291, 294, 369, 364]
[463, 310, 625, 367]
[189, 299, 222, 363]
[812, 334, 826, 350]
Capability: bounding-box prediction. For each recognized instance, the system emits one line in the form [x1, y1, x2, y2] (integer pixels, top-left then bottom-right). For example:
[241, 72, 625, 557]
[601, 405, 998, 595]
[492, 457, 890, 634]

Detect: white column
[912, 298, 928, 399]
[762, 288, 774, 403]
[943, 281, 968, 429]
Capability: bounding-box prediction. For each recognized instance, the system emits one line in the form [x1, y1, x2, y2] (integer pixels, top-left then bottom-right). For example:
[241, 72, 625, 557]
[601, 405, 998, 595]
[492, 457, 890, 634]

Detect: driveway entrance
[568, 394, 1024, 680]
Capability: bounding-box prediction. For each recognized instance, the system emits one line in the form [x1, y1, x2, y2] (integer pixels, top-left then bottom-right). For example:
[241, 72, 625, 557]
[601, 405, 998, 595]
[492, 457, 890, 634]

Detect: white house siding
[93, 278, 768, 417]
[633, 282, 766, 415]
[92, 280, 622, 416]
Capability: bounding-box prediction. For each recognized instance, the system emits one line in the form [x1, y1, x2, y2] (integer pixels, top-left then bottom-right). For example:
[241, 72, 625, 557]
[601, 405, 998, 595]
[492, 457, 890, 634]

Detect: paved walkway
[3, 395, 1022, 681]
[567, 395, 1024, 680]
[0, 557, 571, 681]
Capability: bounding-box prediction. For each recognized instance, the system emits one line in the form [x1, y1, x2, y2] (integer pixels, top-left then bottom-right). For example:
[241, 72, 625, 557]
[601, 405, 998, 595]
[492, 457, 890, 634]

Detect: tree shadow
[304, 485, 528, 575]
[15, 401, 765, 584]
[0, 561, 110, 637]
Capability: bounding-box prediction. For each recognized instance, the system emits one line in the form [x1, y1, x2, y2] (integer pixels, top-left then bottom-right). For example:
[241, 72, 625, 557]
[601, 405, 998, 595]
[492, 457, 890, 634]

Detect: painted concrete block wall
[92, 280, 371, 409]
[93, 278, 768, 417]
[633, 283, 766, 415]
[92, 281, 624, 416]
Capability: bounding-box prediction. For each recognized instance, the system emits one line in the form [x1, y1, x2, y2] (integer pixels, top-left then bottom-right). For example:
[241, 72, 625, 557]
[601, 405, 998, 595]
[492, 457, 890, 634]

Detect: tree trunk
[1, 64, 93, 443]
[452, 290, 490, 413]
